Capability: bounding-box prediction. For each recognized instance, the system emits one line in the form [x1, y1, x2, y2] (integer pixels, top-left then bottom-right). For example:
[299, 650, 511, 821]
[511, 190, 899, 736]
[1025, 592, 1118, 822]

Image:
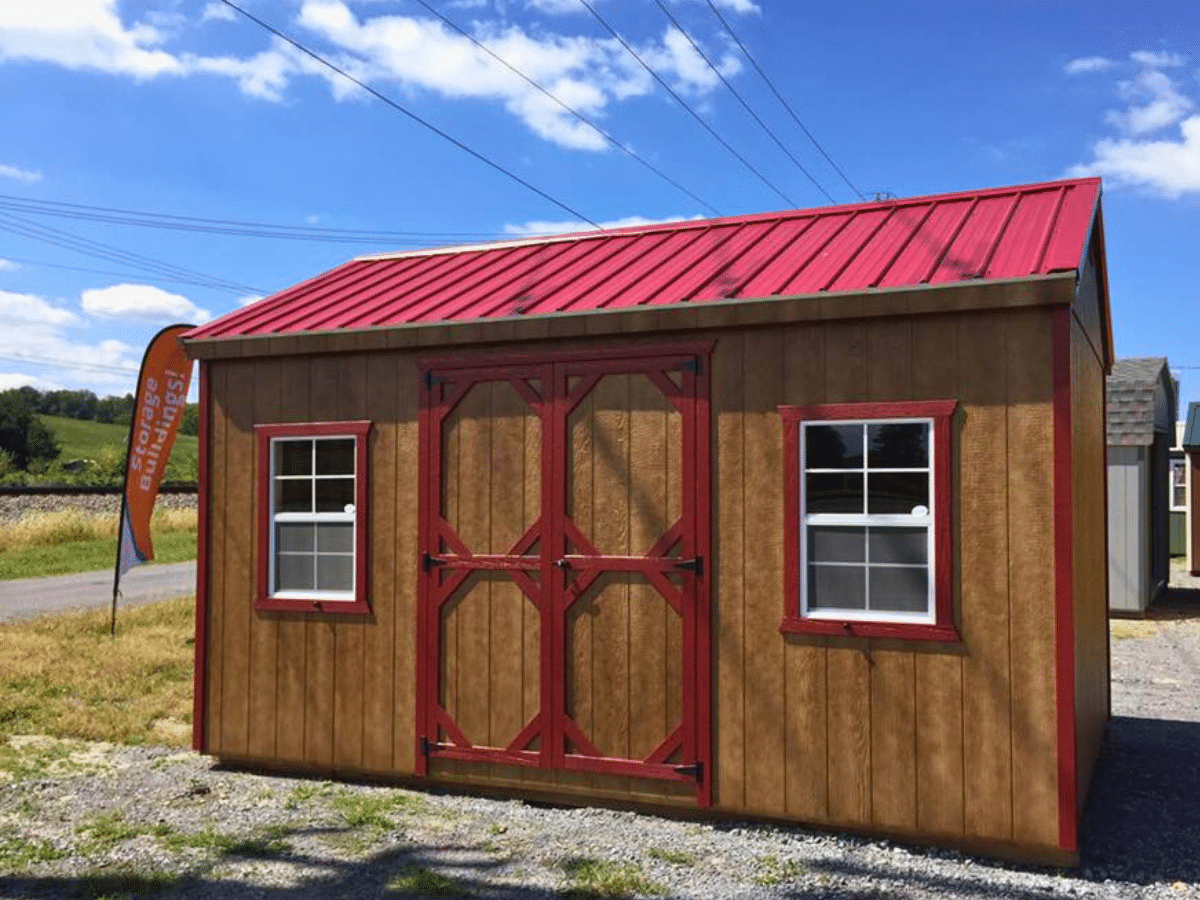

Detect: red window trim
[778, 399, 959, 643]
[254, 420, 372, 616]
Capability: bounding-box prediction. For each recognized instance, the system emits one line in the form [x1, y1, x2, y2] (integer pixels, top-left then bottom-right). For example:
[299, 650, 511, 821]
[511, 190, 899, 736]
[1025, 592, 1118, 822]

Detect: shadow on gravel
[1080, 715, 1200, 885]
[0, 838, 578, 900]
[1148, 585, 1200, 620]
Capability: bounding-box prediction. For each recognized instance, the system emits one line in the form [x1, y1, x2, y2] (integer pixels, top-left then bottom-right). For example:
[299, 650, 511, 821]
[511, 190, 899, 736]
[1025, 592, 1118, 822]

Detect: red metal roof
[187, 177, 1101, 341]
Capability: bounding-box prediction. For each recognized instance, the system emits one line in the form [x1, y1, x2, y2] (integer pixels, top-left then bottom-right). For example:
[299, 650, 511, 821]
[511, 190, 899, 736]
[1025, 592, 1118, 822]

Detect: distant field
[38, 415, 199, 473]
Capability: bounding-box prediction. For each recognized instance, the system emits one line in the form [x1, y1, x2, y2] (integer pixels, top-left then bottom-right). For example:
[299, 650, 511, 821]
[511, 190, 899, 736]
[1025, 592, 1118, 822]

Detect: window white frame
[800, 417, 936, 625]
[1170, 454, 1187, 513]
[255, 421, 371, 614]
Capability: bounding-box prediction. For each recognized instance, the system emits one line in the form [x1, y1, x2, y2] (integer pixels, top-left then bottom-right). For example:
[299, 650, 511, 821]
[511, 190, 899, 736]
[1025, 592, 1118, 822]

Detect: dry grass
[0, 597, 194, 748]
[0, 507, 197, 553]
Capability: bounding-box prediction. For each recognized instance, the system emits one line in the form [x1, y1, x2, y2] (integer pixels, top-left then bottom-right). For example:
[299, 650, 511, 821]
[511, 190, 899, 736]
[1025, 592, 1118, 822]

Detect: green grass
[646, 846, 695, 866]
[558, 857, 663, 898]
[386, 865, 473, 897]
[0, 529, 197, 580]
[39, 414, 198, 474]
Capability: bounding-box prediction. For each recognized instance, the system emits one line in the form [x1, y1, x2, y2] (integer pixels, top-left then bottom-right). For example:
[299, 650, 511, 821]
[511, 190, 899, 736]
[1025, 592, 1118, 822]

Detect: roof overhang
[184, 271, 1077, 362]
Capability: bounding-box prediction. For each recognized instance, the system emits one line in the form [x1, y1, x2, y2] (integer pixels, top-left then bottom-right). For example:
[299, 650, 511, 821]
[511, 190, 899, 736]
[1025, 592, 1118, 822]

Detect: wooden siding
[1071, 314, 1109, 816]
[200, 305, 1063, 852]
[1106, 447, 1147, 613]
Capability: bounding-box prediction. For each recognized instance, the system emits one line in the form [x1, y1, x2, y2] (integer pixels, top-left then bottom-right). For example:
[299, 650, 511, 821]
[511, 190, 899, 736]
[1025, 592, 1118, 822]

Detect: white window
[802, 419, 934, 622]
[256, 421, 370, 613]
[1171, 456, 1187, 512]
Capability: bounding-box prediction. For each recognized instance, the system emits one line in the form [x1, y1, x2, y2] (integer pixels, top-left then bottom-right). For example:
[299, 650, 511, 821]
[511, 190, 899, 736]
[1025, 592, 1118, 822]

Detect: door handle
[554, 558, 571, 570]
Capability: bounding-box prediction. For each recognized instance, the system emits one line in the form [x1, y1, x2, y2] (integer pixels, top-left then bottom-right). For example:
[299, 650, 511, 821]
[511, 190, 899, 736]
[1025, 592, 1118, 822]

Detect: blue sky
[1, 1, 1198, 407]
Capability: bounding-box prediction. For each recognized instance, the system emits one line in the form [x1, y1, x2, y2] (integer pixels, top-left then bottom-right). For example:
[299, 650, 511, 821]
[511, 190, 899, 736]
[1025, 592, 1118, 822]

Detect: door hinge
[674, 557, 703, 576]
[673, 761, 703, 782]
[422, 551, 446, 572]
[676, 357, 703, 374]
[425, 371, 449, 390]
[420, 736, 432, 756]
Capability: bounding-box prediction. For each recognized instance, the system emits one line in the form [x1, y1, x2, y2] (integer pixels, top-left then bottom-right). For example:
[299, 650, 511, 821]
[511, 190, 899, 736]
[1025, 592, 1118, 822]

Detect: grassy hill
[38, 415, 199, 480]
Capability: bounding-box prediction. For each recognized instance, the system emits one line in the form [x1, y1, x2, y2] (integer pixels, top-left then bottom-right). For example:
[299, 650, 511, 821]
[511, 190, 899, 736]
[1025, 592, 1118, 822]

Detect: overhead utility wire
[703, 0, 864, 201]
[649, 0, 835, 204]
[219, 0, 599, 228]
[577, 0, 794, 208]
[0, 194, 500, 244]
[0, 212, 263, 295]
[0, 254, 260, 291]
[412, 0, 721, 217]
[0, 352, 137, 377]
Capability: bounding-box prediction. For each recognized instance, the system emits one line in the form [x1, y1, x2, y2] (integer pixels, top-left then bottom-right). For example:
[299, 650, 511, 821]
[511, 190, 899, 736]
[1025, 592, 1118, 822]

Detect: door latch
[673, 557, 703, 576]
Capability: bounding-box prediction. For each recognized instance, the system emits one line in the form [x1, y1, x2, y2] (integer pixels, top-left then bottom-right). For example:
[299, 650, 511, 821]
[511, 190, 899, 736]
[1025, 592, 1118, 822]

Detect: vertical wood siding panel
[713, 334, 746, 810]
[333, 354, 368, 769]
[206, 364, 228, 752]
[910, 317, 966, 836]
[958, 312, 1013, 840]
[275, 358, 310, 762]
[246, 359, 282, 760]
[1008, 313, 1058, 847]
[364, 351, 398, 772]
[590, 374, 632, 793]
[741, 329, 787, 816]
[865, 319, 918, 832]
[393, 353, 420, 774]
[627, 374, 669, 762]
[521, 386, 543, 770]
[489, 381, 532, 755]
[665, 373, 684, 744]
[305, 361, 340, 766]
[221, 358, 255, 757]
[564, 388, 595, 793]
[782, 324, 828, 822]
[823, 322, 872, 826]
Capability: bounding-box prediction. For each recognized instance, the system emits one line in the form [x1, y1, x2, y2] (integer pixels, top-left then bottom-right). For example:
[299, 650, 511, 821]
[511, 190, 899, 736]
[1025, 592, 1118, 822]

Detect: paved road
[0, 561, 197, 622]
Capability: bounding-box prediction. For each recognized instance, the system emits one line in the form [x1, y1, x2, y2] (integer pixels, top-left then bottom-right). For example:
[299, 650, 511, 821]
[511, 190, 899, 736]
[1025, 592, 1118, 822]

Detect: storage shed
[183, 176, 1112, 864]
[1106, 358, 1176, 615]
[1182, 402, 1200, 573]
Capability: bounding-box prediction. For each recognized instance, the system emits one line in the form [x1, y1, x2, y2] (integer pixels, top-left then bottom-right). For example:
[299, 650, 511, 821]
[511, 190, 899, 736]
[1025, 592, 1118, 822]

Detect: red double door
[416, 346, 711, 803]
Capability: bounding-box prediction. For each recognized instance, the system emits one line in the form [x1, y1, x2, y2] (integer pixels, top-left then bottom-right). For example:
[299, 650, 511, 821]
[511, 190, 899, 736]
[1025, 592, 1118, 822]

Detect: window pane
[276, 479, 312, 513]
[806, 472, 863, 514]
[277, 552, 314, 591]
[808, 563, 866, 611]
[868, 423, 928, 468]
[867, 472, 928, 514]
[808, 526, 866, 563]
[316, 439, 355, 476]
[315, 478, 355, 512]
[869, 565, 928, 613]
[317, 554, 354, 591]
[805, 424, 863, 468]
[276, 523, 314, 553]
[275, 440, 312, 476]
[868, 526, 928, 565]
[316, 523, 353, 554]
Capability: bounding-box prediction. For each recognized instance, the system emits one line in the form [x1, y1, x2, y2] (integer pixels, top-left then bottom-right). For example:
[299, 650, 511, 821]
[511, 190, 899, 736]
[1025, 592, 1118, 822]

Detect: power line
[411, 0, 721, 217]
[0, 193, 501, 245]
[0, 254, 266, 290]
[703, 0, 865, 201]
[648, 0, 835, 204]
[0, 212, 263, 295]
[578, 0, 796, 208]
[219, 0, 600, 228]
[0, 352, 138, 378]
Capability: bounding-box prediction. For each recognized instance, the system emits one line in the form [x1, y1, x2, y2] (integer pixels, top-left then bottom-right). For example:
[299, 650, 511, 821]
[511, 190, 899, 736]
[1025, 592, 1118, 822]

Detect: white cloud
[237, 293, 266, 306]
[0, 259, 18, 271]
[1065, 56, 1114, 75]
[186, 41, 305, 103]
[0, 0, 183, 79]
[0, 163, 42, 182]
[505, 213, 699, 236]
[1105, 69, 1193, 134]
[1132, 50, 1185, 68]
[0, 372, 61, 391]
[81, 283, 212, 324]
[1070, 114, 1200, 198]
[642, 25, 741, 95]
[701, 0, 760, 13]
[199, 2, 237, 24]
[0, 289, 83, 327]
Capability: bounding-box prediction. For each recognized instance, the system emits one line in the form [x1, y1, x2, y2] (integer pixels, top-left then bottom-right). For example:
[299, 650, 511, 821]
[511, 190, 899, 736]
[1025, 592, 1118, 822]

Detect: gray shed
[1107, 357, 1177, 615]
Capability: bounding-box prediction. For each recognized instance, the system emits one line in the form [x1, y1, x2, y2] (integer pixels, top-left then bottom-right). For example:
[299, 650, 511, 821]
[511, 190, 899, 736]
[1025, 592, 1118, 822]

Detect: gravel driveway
[1, 588, 1198, 899]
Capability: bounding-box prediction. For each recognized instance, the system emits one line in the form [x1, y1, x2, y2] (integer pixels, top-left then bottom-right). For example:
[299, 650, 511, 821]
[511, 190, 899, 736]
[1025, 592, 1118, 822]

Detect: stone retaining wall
[0, 492, 198, 522]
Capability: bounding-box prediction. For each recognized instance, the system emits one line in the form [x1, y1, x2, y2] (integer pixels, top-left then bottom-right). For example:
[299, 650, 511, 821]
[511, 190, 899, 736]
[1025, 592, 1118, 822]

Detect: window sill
[256, 596, 371, 616]
[780, 615, 960, 643]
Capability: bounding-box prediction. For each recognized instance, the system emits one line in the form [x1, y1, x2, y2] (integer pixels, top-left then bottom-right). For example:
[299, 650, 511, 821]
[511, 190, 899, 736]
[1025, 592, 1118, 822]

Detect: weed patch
[0, 832, 69, 870]
[753, 853, 803, 885]
[386, 864, 472, 897]
[558, 856, 663, 898]
[646, 846, 695, 866]
[331, 789, 427, 831]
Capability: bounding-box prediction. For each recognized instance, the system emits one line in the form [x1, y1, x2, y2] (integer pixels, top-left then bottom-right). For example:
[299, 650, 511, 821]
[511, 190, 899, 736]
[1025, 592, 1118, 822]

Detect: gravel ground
[1, 577, 1198, 899]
